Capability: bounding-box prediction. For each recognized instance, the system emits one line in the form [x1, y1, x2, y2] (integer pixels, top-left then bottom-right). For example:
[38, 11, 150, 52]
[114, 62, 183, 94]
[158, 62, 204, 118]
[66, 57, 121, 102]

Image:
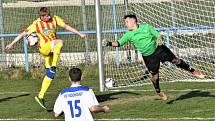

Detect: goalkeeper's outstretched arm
[102, 39, 120, 47]
[5, 31, 27, 49]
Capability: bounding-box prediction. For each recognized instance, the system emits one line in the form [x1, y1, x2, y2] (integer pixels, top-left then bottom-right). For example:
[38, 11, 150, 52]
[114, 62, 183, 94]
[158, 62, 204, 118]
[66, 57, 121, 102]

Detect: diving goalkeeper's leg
[172, 58, 205, 79]
[151, 73, 167, 100]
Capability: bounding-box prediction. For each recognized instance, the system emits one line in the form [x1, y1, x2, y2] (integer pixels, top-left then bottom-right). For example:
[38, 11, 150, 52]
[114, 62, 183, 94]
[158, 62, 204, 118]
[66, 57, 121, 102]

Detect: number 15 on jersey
[67, 100, 82, 118]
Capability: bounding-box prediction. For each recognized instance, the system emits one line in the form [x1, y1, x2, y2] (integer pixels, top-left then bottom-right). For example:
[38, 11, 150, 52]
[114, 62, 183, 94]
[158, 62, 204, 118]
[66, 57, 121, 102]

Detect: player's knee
[151, 74, 159, 82]
[58, 41, 63, 46]
[172, 58, 180, 64]
[46, 68, 56, 79]
[55, 40, 64, 46]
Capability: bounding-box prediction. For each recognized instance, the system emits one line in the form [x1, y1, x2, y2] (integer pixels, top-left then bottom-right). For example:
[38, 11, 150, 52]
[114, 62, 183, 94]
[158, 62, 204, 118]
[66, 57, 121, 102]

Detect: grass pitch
[0, 67, 214, 121]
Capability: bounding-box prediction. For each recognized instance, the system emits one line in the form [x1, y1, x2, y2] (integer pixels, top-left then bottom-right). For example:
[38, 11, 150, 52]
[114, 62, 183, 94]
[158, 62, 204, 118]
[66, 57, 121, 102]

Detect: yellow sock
[52, 43, 63, 67]
[38, 76, 52, 99]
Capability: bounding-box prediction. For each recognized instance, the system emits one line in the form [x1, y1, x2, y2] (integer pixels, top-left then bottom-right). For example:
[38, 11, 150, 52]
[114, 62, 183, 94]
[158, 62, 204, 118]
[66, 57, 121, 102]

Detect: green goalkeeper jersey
[118, 23, 160, 56]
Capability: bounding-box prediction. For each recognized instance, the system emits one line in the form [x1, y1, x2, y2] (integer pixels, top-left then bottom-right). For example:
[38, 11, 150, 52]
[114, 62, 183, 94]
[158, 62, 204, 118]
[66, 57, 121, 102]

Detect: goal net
[102, 0, 215, 89]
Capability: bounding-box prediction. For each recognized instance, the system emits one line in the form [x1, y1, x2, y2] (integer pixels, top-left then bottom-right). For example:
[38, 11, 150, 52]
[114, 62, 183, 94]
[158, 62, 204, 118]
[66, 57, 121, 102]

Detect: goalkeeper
[103, 14, 205, 100]
[5, 7, 86, 109]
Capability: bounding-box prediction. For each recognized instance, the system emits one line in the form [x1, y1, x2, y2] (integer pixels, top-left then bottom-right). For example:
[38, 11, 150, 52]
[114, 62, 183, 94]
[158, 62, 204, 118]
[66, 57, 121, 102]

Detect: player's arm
[54, 15, 86, 38]
[64, 24, 86, 38]
[5, 31, 27, 49]
[102, 39, 120, 47]
[102, 32, 130, 47]
[54, 112, 60, 117]
[89, 105, 109, 113]
[6, 22, 36, 50]
[53, 95, 63, 118]
[87, 89, 109, 113]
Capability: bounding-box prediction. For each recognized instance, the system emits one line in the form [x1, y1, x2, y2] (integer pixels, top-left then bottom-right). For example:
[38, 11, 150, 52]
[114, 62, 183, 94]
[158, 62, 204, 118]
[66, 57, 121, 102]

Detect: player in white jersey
[54, 68, 109, 121]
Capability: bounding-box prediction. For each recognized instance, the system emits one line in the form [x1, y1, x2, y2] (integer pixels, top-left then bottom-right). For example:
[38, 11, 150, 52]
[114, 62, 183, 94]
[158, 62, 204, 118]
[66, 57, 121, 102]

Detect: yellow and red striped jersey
[25, 15, 66, 48]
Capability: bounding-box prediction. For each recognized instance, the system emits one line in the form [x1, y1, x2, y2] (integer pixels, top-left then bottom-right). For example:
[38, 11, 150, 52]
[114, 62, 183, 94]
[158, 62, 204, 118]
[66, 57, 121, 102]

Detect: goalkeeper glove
[102, 39, 112, 46]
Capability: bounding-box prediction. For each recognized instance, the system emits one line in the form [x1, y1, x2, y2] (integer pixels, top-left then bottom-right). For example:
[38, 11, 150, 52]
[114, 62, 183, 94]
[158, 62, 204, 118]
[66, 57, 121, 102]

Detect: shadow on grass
[0, 94, 30, 103]
[167, 90, 215, 104]
[46, 91, 140, 112]
[46, 109, 53, 112]
[96, 91, 140, 102]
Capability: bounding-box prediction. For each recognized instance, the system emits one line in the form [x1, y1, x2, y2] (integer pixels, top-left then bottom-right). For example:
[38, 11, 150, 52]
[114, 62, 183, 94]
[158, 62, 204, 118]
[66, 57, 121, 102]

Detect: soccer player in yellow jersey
[5, 7, 86, 109]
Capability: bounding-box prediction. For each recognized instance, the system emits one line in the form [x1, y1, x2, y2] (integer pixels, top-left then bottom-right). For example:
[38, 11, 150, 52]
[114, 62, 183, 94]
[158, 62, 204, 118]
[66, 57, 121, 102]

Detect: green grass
[0, 67, 214, 121]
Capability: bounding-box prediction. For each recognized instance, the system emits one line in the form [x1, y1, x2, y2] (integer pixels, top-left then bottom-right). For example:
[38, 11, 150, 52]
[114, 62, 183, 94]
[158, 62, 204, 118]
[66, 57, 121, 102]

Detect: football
[26, 33, 38, 46]
[104, 78, 115, 88]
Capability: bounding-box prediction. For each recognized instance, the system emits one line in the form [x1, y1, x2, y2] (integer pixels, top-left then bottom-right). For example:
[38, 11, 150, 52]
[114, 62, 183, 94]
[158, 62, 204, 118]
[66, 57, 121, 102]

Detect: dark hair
[124, 14, 137, 22]
[69, 68, 82, 82]
[39, 7, 51, 16]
